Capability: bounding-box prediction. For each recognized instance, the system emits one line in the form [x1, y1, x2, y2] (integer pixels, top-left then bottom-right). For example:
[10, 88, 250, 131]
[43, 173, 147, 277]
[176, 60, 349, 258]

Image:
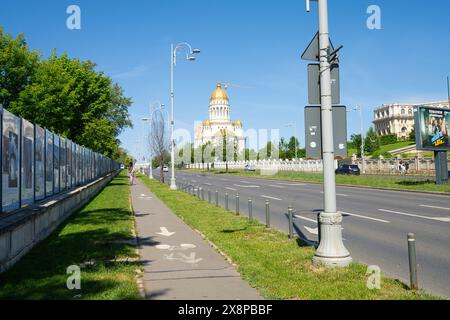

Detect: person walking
[129, 164, 136, 186]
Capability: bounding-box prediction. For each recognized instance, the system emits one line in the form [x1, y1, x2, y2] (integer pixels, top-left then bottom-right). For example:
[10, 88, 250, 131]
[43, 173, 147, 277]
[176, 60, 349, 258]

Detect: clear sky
[1, 0, 450, 160]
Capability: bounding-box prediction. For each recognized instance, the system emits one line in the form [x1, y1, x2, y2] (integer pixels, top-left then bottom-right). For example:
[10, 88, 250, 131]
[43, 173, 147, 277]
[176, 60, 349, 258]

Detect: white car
[163, 166, 169, 173]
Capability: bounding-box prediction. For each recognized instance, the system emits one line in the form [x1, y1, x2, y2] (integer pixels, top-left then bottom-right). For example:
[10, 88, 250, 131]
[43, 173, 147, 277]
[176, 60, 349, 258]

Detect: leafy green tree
[0, 28, 39, 108]
[351, 134, 362, 157]
[364, 127, 381, 154]
[8, 53, 132, 157]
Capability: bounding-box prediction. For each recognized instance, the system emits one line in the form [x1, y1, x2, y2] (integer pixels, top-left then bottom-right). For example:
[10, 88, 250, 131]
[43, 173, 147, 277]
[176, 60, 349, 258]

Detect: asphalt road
[153, 170, 450, 298]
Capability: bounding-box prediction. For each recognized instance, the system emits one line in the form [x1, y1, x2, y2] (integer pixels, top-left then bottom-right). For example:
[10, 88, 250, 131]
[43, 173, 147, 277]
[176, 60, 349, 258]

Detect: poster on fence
[2, 109, 21, 212]
[45, 130, 53, 197]
[21, 119, 34, 206]
[60, 137, 66, 191]
[53, 135, 60, 194]
[67, 139, 72, 190]
[35, 125, 45, 200]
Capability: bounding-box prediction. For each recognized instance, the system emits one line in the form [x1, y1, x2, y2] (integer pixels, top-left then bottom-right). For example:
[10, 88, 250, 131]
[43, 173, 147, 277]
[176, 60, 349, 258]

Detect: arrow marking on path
[305, 226, 318, 235]
[164, 253, 203, 265]
[157, 227, 176, 237]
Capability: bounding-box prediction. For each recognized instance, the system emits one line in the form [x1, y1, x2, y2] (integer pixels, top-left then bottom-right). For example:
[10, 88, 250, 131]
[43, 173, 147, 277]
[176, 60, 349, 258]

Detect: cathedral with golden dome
[194, 83, 245, 152]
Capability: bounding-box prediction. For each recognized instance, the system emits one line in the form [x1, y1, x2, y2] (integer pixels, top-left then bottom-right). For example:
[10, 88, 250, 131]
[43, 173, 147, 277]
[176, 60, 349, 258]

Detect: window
[401, 109, 406, 115]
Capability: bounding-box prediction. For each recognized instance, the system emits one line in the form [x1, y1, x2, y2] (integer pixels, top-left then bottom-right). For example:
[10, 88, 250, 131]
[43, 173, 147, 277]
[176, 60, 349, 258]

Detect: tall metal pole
[447, 76, 450, 107]
[358, 105, 365, 174]
[311, 0, 352, 267]
[170, 44, 177, 190]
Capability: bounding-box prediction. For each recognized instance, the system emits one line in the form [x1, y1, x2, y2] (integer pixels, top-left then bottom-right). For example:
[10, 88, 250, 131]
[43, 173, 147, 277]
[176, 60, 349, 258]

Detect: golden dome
[234, 120, 243, 127]
[210, 83, 229, 101]
[203, 120, 211, 126]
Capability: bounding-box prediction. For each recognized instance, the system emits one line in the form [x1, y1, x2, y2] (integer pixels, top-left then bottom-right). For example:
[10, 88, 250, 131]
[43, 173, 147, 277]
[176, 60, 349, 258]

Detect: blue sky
[1, 0, 450, 159]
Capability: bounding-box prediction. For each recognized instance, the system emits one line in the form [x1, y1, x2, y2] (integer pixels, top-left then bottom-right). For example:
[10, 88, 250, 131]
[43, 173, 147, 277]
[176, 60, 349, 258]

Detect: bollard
[248, 198, 253, 220]
[288, 206, 294, 239]
[208, 190, 211, 203]
[265, 200, 270, 228]
[236, 194, 240, 215]
[215, 190, 219, 207]
[197, 187, 200, 199]
[225, 193, 229, 211]
[408, 233, 419, 291]
[317, 212, 322, 244]
[201, 188, 204, 201]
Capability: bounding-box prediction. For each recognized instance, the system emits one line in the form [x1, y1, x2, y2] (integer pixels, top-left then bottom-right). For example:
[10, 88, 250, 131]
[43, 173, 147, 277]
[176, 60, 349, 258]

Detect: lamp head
[192, 49, 201, 54]
[188, 56, 196, 62]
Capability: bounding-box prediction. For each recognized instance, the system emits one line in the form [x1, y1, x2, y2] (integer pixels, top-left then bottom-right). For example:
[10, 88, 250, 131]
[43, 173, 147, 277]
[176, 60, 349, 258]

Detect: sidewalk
[132, 178, 262, 300]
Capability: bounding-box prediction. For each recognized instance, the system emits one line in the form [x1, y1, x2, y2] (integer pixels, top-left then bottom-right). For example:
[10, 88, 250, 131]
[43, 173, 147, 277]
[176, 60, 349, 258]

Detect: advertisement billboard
[21, 119, 34, 206]
[35, 125, 45, 200]
[2, 109, 21, 212]
[415, 106, 450, 151]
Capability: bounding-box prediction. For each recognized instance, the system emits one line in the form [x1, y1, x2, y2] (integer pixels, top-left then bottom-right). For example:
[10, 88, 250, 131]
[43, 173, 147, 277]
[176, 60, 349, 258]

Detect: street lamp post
[307, 0, 352, 267]
[170, 43, 201, 190]
[142, 102, 166, 180]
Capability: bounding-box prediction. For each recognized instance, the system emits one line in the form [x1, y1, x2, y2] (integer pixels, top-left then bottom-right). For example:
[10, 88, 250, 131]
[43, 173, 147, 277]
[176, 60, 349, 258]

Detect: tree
[364, 127, 381, 154]
[408, 129, 416, 142]
[259, 141, 279, 160]
[0, 28, 39, 108]
[351, 134, 363, 157]
[150, 110, 170, 183]
[7, 52, 132, 157]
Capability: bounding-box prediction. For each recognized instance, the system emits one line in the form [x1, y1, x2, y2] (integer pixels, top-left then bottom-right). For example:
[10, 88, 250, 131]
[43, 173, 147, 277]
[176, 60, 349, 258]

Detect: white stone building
[194, 83, 245, 152]
[373, 101, 449, 139]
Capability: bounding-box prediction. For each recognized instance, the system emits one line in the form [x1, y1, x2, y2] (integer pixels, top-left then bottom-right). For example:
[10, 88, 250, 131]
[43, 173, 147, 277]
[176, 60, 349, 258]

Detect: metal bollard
[288, 206, 294, 239]
[317, 212, 322, 244]
[265, 200, 270, 228]
[201, 188, 204, 201]
[236, 194, 240, 215]
[248, 198, 253, 220]
[225, 193, 229, 211]
[408, 233, 419, 291]
[197, 187, 200, 198]
[215, 190, 219, 207]
[208, 190, 211, 203]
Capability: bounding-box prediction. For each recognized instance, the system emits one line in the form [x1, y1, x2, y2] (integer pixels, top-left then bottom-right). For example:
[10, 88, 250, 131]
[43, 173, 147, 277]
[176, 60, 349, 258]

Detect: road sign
[308, 63, 340, 105]
[301, 32, 337, 62]
[305, 105, 348, 159]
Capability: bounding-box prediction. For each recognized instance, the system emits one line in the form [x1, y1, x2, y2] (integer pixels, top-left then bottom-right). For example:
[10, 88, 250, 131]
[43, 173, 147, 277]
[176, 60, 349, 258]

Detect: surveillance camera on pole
[305, 0, 352, 267]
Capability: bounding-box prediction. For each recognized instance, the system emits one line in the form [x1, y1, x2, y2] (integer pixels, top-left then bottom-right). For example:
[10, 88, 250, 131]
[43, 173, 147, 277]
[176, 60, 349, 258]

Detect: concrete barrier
[0, 171, 119, 273]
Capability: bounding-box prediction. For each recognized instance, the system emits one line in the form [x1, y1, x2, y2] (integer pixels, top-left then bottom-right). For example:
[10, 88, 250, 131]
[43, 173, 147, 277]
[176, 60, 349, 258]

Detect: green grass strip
[140, 175, 441, 300]
[182, 169, 450, 194]
[0, 171, 142, 300]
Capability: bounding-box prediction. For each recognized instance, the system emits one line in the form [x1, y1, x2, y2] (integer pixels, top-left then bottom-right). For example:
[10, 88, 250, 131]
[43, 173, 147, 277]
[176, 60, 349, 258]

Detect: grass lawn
[0, 171, 142, 300]
[182, 169, 450, 194]
[139, 175, 441, 300]
[371, 141, 415, 158]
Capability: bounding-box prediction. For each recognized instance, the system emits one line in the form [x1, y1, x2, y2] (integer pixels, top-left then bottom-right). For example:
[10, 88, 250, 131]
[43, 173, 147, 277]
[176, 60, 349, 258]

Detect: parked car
[163, 165, 169, 173]
[120, 164, 125, 170]
[244, 164, 256, 172]
[335, 164, 361, 175]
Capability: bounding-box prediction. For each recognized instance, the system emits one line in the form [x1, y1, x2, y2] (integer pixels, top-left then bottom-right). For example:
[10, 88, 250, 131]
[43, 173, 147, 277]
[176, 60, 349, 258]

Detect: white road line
[268, 185, 285, 189]
[341, 211, 390, 224]
[261, 195, 282, 201]
[294, 215, 317, 223]
[240, 181, 251, 184]
[378, 209, 450, 222]
[304, 226, 318, 235]
[420, 205, 450, 211]
[226, 187, 237, 191]
[233, 184, 260, 188]
[321, 192, 348, 197]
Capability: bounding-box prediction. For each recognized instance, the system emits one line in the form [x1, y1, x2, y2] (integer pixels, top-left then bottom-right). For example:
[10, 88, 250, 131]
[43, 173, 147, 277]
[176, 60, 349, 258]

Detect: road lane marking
[341, 211, 390, 224]
[233, 184, 260, 188]
[305, 226, 318, 235]
[378, 209, 450, 222]
[226, 187, 237, 191]
[261, 195, 282, 201]
[295, 215, 317, 223]
[321, 192, 348, 197]
[240, 181, 251, 184]
[420, 205, 450, 211]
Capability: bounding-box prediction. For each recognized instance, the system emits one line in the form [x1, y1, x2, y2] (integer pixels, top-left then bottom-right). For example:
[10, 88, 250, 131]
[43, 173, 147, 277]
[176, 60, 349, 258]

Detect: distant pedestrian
[405, 162, 410, 175]
[129, 165, 136, 186]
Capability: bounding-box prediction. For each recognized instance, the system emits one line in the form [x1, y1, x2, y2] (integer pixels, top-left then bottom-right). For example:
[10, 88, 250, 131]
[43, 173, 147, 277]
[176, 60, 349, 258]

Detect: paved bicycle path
[132, 178, 262, 300]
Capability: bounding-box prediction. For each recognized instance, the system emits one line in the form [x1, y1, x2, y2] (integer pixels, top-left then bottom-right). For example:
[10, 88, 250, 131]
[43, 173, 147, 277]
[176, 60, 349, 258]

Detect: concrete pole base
[170, 179, 177, 190]
[312, 212, 352, 268]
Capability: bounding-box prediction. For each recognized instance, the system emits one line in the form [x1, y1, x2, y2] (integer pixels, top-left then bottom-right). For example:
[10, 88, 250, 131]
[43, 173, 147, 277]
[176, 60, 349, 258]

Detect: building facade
[195, 83, 245, 152]
[373, 101, 449, 139]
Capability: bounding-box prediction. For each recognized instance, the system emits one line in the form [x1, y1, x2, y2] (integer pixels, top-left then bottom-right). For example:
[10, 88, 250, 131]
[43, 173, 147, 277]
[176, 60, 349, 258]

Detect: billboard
[2, 109, 21, 212]
[45, 130, 53, 197]
[21, 119, 34, 206]
[415, 106, 450, 151]
[35, 125, 45, 200]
